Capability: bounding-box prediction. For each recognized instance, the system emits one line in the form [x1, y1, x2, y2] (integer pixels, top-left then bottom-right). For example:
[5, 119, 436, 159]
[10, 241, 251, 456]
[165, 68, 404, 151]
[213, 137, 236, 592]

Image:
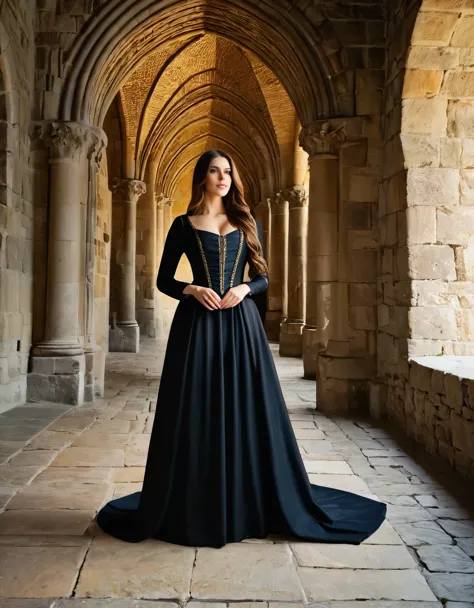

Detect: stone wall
[0, 1, 35, 409]
[389, 359, 474, 479]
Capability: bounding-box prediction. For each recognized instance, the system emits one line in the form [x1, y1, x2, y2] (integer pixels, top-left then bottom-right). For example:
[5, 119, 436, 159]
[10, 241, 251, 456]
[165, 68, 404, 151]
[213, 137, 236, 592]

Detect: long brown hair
[187, 150, 268, 278]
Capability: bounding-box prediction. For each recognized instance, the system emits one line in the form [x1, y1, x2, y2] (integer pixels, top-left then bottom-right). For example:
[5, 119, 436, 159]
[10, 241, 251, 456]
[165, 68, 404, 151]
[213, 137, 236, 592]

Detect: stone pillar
[28, 121, 105, 405]
[155, 194, 168, 336]
[265, 193, 289, 341]
[279, 186, 308, 357]
[84, 134, 107, 401]
[109, 178, 146, 353]
[300, 119, 370, 413]
[137, 159, 158, 337]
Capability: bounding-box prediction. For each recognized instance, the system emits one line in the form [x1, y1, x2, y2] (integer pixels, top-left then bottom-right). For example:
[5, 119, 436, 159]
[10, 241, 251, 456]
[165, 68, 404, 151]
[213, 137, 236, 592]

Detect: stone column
[109, 178, 146, 353]
[299, 121, 348, 382]
[265, 193, 289, 341]
[28, 121, 105, 405]
[300, 120, 371, 413]
[137, 159, 158, 337]
[279, 186, 308, 357]
[155, 194, 168, 336]
[84, 134, 107, 401]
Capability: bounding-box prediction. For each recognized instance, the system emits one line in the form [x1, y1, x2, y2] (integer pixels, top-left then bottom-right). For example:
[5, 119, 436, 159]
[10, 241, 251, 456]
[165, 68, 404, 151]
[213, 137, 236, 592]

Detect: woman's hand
[219, 284, 251, 309]
[185, 285, 221, 310]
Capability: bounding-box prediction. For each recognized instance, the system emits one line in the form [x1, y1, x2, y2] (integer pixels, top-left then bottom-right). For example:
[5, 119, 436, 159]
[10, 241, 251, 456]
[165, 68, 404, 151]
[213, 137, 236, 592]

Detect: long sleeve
[243, 219, 268, 297]
[156, 216, 192, 300]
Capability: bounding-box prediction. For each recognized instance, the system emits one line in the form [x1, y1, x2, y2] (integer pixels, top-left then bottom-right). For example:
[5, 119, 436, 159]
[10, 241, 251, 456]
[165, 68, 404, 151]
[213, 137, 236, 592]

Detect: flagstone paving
[0, 337, 473, 606]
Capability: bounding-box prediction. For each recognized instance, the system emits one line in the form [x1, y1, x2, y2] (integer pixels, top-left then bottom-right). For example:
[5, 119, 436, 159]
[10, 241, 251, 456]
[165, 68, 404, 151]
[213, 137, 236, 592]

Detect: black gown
[97, 214, 387, 547]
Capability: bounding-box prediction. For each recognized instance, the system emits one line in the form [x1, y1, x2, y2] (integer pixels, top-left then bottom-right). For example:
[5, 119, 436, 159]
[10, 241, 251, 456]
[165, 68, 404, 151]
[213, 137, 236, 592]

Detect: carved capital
[111, 178, 146, 202]
[155, 193, 171, 209]
[87, 130, 107, 167]
[30, 121, 106, 162]
[299, 120, 348, 156]
[282, 186, 308, 208]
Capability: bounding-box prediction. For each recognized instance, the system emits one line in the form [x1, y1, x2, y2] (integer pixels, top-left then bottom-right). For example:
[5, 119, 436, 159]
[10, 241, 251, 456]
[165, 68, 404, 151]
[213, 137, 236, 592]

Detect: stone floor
[0, 337, 474, 607]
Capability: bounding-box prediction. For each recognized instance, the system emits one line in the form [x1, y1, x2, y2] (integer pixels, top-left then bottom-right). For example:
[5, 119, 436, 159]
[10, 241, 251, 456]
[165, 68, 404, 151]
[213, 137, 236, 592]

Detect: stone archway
[28, 0, 352, 403]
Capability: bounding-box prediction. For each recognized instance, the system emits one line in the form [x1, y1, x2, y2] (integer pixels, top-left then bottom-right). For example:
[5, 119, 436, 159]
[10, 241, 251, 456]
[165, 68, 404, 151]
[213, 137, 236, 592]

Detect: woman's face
[204, 156, 232, 197]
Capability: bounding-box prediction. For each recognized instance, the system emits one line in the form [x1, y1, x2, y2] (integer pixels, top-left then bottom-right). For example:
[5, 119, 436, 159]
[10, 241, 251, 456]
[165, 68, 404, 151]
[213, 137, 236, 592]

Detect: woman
[97, 150, 386, 547]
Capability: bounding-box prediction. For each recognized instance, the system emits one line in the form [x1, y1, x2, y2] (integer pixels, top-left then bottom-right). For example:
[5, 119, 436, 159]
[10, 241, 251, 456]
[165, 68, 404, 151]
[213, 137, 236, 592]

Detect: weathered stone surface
[417, 544, 474, 573]
[191, 543, 304, 600]
[0, 510, 95, 535]
[394, 520, 454, 546]
[298, 568, 437, 601]
[0, 545, 88, 598]
[6, 482, 110, 511]
[408, 245, 456, 280]
[291, 543, 415, 569]
[303, 460, 352, 474]
[437, 208, 474, 245]
[407, 168, 459, 206]
[438, 519, 474, 538]
[34, 466, 113, 484]
[51, 447, 124, 467]
[425, 573, 474, 602]
[75, 537, 195, 600]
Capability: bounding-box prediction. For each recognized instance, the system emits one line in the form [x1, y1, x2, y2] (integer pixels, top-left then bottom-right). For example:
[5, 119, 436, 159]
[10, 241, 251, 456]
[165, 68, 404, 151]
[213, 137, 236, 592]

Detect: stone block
[447, 100, 474, 137]
[407, 45, 460, 70]
[400, 134, 440, 168]
[350, 306, 376, 330]
[443, 71, 474, 98]
[440, 137, 462, 167]
[451, 413, 474, 452]
[406, 207, 436, 244]
[409, 306, 458, 340]
[0, 545, 88, 598]
[412, 11, 459, 46]
[349, 283, 377, 307]
[402, 69, 443, 98]
[408, 245, 456, 280]
[109, 324, 139, 353]
[407, 167, 459, 206]
[451, 14, 474, 47]
[460, 169, 474, 204]
[298, 567, 437, 602]
[348, 250, 377, 282]
[437, 207, 474, 244]
[402, 98, 448, 136]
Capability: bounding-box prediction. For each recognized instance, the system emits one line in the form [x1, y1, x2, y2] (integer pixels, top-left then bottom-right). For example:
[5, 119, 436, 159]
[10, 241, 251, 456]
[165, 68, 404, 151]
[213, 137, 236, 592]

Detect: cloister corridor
[2, 0, 474, 603]
[0, 334, 473, 605]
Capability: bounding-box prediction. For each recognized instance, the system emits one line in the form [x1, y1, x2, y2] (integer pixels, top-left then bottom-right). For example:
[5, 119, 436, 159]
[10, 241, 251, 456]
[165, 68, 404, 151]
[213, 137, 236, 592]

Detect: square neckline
[185, 214, 239, 237]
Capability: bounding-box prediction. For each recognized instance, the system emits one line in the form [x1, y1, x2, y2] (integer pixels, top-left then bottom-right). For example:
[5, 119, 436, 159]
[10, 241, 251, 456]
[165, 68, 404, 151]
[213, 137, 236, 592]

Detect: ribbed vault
[109, 29, 304, 206]
[60, 0, 343, 127]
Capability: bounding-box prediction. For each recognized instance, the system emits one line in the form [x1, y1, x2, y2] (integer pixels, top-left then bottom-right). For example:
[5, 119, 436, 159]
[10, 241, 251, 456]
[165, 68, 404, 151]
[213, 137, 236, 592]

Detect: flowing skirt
[97, 296, 386, 547]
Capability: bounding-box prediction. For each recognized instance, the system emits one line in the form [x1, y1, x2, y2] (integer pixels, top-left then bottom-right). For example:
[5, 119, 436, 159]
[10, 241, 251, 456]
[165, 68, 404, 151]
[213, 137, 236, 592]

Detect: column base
[84, 347, 105, 401]
[265, 311, 282, 341]
[317, 353, 372, 415]
[302, 327, 319, 379]
[109, 322, 140, 353]
[137, 304, 156, 338]
[279, 321, 304, 357]
[27, 354, 85, 405]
